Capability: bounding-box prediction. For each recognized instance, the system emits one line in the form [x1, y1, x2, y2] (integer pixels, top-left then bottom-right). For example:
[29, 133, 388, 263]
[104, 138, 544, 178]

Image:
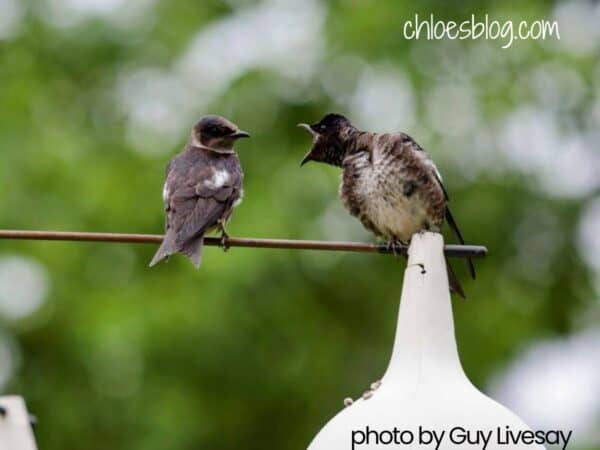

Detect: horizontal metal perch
[0, 230, 487, 258]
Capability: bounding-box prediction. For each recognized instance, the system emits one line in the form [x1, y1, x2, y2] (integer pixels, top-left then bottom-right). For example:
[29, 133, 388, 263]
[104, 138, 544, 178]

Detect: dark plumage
[149, 115, 249, 268]
[299, 113, 475, 298]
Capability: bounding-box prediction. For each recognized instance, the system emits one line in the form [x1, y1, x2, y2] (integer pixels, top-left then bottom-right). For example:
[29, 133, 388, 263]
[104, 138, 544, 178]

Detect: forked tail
[149, 231, 177, 267]
[445, 207, 476, 280]
[446, 256, 466, 299]
[179, 235, 204, 268]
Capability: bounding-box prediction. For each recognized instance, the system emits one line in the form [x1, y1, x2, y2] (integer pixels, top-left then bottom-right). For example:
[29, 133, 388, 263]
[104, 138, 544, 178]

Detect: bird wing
[165, 153, 242, 246]
[393, 133, 476, 280]
[430, 165, 476, 280]
[162, 159, 175, 231]
[176, 195, 228, 245]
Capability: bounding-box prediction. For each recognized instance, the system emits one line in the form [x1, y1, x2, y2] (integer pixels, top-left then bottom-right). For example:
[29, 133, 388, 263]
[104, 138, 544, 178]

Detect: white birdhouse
[308, 232, 544, 450]
[0, 396, 38, 450]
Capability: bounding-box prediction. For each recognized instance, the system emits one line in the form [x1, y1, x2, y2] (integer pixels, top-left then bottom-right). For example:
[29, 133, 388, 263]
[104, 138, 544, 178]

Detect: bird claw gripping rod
[0, 230, 487, 259]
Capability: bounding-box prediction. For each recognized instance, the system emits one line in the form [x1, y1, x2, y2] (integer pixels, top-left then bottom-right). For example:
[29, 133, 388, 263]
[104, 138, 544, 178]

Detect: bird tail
[445, 206, 476, 280]
[446, 256, 466, 299]
[149, 231, 177, 267]
[180, 235, 204, 269]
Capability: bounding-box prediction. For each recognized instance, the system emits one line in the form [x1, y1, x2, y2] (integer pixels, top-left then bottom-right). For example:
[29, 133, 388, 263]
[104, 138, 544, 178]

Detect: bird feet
[220, 235, 230, 251]
[218, 221, 230, 252]
[384, 239, 406, 258]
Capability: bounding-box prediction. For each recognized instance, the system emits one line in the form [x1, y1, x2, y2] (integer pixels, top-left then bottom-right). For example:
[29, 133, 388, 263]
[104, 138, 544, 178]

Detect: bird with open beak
[149, 115, 250, 268]
[299, 113, 475, 298]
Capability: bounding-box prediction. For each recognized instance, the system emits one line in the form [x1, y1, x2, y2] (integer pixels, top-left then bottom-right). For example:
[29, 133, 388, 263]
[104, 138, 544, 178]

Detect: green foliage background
[0, 0, 598, 449]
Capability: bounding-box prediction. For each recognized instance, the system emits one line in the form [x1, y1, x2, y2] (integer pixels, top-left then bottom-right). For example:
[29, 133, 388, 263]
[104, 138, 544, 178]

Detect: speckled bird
[149, 115, 249, 268]
[299, 113, 475, 297]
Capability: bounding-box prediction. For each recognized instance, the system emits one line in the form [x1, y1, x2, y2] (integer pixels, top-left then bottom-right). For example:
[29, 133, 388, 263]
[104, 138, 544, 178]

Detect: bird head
[191, 115, 250, 152]
[298, 113, 353, 167]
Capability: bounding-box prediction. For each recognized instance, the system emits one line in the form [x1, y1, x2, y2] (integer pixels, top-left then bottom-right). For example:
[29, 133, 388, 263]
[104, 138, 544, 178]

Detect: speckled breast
[340, 150, 445, 242]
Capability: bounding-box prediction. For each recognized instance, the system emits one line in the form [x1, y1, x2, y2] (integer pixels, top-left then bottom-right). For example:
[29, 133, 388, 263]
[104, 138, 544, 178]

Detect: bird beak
[298, 123, 318, 166]
[297, 123, 317, 137]
[231, 130, 250, 139]
[300, 151, 313, 166]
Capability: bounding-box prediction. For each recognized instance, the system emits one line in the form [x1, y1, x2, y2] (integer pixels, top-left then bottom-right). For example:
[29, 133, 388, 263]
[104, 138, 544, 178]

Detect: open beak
[231, 130, 250, 139]
[300, 151, 313, 166]
[298, 123, 317, 166]
[297, 123, 317, 136]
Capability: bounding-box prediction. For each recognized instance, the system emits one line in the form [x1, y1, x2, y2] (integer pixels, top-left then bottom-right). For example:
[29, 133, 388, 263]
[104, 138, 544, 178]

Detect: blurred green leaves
[0, 0, 598, 448]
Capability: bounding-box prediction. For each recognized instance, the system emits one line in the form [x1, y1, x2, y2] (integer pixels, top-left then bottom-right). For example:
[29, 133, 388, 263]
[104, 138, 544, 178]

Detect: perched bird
[299, 113, 475, 297]
[149, 115, 249, 268]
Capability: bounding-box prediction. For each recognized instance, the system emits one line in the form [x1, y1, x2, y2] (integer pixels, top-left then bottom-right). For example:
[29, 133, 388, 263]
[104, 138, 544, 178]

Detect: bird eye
[206, 125, 221, 135]
[320, 124, 326, 131]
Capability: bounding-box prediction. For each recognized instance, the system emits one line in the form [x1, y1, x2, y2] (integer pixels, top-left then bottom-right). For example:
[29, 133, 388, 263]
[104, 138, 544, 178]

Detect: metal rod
[0, 230, 487, 258]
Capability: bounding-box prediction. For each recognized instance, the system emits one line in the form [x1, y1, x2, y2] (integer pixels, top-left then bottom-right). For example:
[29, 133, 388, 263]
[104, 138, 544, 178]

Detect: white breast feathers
[204, 169, 230, 189]
[233, 189, 244, 207]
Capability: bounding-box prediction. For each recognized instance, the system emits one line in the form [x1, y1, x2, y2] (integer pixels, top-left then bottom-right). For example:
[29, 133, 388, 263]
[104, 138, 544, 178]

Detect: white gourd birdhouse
[0, 396, 38, 450]
[308, 232, 544, 450]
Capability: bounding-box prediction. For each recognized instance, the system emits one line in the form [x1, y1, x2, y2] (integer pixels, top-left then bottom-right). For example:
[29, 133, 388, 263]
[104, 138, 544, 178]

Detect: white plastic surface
[0, 396, 38, 450]
[308, 232, 543, 449]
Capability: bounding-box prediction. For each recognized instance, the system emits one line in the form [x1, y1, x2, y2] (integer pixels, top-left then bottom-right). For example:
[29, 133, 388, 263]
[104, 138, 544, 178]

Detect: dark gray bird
[299, 113, 475, 298]
[149, 115, 249, 268]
